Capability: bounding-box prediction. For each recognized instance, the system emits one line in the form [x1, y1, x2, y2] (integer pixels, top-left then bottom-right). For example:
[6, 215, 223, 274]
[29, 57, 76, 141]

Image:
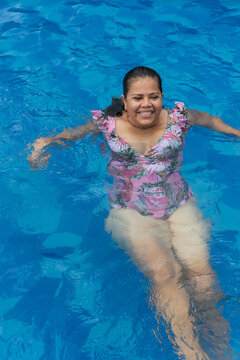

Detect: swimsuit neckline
[113, 109, 173, 157]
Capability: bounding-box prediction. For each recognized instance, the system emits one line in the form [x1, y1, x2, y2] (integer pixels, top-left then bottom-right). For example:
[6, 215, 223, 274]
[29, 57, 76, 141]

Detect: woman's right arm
[28, 120, 100, 168]
[52, 120, 100, 142]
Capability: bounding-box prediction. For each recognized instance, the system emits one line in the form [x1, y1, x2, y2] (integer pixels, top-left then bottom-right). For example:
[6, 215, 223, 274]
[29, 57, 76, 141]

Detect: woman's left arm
[187, 109, 240, 138]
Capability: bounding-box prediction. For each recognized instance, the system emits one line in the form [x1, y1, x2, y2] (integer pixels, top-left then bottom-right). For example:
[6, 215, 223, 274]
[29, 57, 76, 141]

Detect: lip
[138, 110, 154, 118]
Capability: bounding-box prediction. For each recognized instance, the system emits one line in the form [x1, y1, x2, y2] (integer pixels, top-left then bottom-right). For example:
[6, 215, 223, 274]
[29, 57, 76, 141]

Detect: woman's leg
[105, 208, 209, 360]
[168, 198, 214, 298]
[168, 198, 231, 358]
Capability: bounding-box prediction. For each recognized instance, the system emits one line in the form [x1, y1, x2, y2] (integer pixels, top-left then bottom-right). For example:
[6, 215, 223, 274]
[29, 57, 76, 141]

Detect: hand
[28, 137, 52, 169]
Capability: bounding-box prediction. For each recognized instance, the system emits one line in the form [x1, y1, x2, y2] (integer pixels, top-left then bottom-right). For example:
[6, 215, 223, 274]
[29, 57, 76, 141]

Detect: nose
[141, 97, 151, 107]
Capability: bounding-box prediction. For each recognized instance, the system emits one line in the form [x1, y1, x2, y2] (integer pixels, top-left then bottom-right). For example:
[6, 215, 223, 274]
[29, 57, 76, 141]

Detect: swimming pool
[0, 0, 240, 358]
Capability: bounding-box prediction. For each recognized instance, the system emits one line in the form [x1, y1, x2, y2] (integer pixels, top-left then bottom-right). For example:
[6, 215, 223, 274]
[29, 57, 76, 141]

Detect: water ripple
[0, 0, 240, 359]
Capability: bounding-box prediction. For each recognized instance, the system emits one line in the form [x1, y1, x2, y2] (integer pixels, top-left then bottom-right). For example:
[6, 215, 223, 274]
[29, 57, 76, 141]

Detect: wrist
[234, 129, 240, 138]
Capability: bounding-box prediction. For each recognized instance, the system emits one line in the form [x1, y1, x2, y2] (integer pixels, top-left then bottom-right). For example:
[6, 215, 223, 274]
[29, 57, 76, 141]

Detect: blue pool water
[0, 0, 240, 359]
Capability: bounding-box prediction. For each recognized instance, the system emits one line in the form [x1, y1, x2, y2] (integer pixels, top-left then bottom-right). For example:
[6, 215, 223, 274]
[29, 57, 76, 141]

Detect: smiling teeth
[140, 112, 152, 115]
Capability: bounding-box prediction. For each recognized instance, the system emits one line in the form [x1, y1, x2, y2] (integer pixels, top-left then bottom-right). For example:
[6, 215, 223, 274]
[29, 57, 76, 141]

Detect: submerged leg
[168, 198, 214, 298]
[105, 208, 209, 360]
[168, 198, 231, 358]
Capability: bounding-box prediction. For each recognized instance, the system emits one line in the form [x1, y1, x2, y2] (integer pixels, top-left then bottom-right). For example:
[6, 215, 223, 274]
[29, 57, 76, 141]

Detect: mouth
[138, 111, 154, 118]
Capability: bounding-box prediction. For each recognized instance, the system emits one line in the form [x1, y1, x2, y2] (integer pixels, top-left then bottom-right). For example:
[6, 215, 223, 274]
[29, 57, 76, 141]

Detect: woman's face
[121, 76, 164, 129]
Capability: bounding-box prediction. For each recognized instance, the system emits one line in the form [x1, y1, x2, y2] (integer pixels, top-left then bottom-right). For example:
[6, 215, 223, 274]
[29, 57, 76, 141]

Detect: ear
[162, 92, 164, 98]
[121, 94, 127, 111]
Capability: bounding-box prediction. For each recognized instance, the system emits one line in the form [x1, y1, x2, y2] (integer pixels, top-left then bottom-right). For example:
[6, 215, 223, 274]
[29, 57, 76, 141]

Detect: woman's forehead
[128, 77, 161, 94]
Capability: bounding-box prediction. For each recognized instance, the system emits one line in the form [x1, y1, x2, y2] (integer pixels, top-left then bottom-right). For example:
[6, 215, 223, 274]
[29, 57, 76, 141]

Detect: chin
[137, 116, 157, 126]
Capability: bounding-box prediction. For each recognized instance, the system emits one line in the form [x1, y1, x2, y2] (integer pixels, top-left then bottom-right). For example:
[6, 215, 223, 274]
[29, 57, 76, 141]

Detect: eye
[150, 95, 159, 100]
[133, 97, 142, 101]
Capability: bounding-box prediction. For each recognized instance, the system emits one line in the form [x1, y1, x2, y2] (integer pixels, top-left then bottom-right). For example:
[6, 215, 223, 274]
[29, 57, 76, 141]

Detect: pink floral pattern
[91, 102, 193, 219]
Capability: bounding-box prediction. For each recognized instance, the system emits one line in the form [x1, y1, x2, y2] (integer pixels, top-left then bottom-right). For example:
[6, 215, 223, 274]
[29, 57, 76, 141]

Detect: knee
[145, 258, 180, 286]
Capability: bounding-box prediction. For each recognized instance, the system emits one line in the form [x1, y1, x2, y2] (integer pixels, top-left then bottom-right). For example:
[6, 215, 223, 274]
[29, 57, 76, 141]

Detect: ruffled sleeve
[172, 102, 191, 132]
[90, 110, 108, 133]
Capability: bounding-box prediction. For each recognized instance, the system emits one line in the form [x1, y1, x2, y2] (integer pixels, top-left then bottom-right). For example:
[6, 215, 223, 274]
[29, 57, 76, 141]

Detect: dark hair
[103, 66, 163, 117]
[123, 66, 162, 97]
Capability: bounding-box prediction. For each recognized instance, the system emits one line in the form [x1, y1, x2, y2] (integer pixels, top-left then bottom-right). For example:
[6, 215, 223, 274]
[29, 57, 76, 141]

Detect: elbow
[64, 128, 77, 141]
[208, 115, 222, 130]
[215, 116, 223, 123]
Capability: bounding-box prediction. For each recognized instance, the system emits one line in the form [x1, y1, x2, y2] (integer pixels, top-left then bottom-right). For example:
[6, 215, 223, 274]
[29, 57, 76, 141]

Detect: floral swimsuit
[91, 102, 193, 220]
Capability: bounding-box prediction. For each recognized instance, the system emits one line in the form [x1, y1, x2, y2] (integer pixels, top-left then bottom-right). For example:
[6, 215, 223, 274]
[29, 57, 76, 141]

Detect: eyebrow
[131, 92, 160, 96]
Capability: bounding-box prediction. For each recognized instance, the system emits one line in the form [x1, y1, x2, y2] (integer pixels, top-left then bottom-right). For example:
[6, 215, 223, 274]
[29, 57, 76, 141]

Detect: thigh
[105, 208, 172, 252]
[105, 208, 180, 283]
[167, 197, 211, 273]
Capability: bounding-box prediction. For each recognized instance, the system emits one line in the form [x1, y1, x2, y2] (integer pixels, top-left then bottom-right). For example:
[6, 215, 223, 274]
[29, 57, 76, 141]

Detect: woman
[29, 66, 240, 359]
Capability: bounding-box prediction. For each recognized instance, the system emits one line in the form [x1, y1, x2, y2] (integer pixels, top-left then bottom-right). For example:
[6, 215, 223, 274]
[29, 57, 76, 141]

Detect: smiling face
[121, 76, 164, 129]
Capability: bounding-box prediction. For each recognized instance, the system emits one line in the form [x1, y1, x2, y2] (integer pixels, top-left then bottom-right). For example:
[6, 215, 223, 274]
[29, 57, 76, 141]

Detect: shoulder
[91, 110, 105, 122]
[90, 110, 109, 132]
[168, 102, 191, 131]
[172, 101, 187, 114]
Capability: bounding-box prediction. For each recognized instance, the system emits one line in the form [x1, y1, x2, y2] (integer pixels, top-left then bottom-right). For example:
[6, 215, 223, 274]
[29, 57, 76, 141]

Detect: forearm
[28, 127, 85, 168]
[52, 126, 83, 143]
[208, 116, 240, 137]
[29, 121, 98, 159]
[188, 109, 240, 138]
[28, 120, 100, 168]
